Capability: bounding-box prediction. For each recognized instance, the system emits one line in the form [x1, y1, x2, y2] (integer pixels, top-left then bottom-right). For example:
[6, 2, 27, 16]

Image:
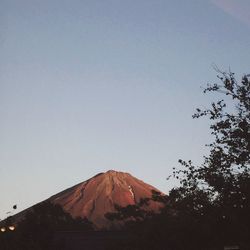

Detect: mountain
[49, 170, 164, 229]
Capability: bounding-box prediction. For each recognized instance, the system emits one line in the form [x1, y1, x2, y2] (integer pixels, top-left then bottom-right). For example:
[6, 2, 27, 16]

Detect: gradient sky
[0, 0, 250, 219]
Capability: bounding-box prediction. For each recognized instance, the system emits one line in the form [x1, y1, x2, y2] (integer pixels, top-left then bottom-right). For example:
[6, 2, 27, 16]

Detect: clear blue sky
[0, 0, 249, 219]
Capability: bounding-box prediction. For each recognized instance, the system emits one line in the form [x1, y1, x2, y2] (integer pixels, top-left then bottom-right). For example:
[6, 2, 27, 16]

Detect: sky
[0, 0, 250, 219]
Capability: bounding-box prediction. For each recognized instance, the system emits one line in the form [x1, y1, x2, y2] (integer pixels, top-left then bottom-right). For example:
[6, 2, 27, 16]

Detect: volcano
[49, 170, 164, 229]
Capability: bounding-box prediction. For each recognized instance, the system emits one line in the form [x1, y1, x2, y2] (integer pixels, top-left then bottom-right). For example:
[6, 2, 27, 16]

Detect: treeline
[0, 201, 93, 250]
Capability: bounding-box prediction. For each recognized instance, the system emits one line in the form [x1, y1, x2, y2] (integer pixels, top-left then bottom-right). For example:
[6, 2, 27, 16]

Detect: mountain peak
[50, 170, 163, 229]
[103, 169, 130, 175]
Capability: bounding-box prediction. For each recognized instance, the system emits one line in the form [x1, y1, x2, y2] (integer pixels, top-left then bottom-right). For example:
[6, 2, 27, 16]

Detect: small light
[8, 226, 15, 231]
[0, 227, 6, 232]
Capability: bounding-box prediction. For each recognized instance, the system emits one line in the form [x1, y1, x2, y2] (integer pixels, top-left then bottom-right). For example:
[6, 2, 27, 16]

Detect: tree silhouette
[106, 71, 250, 250]
[172, 71, 250, 248]
[0, 201, 93, 250]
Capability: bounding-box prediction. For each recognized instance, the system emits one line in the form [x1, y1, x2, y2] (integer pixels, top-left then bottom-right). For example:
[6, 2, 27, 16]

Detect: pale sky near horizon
[0, 0, 250, 219]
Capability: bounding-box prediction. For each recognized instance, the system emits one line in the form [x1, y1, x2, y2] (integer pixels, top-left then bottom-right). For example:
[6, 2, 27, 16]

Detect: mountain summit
[49, 170, 163, 229]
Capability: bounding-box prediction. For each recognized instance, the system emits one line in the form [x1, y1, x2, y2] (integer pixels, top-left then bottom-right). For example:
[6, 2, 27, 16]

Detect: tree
[0, 201, 93, 250]
[173, 71, 250, 248]
[105, 71, 250, 250]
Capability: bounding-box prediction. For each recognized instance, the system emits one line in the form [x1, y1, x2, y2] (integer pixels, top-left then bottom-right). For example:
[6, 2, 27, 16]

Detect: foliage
[0, 201, 93, 250]
[170, 71, 250, 249]
[106, 71, 250, 250]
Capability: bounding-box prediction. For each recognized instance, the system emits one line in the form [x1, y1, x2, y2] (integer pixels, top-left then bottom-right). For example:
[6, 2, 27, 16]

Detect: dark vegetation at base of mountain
[0, 201, 93, 250]
[106, 71, 250, 250]
[105, 189, 250, 250]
